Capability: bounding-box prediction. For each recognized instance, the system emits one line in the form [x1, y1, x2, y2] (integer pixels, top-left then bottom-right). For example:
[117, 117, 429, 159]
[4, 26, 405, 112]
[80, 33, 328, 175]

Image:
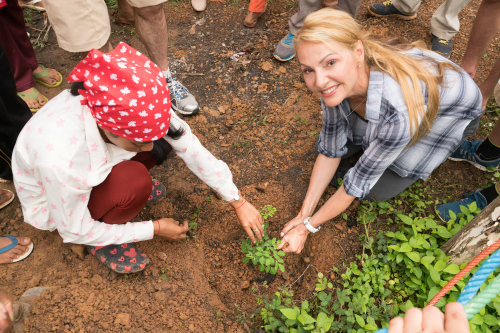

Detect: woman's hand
[155, 218, 189, 240]
[387, 303, 469, 333]
[277, 219, 310, 254]
[231, 198, 264, 243]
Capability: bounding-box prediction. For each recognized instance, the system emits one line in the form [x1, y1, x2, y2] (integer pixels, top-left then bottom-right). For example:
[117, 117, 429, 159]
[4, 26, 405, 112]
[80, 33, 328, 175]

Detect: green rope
[463, 273, 500, 320]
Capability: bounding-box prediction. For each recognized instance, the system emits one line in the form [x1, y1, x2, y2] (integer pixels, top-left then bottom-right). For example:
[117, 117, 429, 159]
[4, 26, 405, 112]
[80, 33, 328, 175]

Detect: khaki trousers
[393, 0, 473, 40]
[42, 0, 164, 53]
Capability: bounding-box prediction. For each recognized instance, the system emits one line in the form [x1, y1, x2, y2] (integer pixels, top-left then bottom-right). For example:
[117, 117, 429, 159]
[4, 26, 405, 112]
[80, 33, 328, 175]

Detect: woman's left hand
[277, 223, 310, 254]
[232, 199, 264, 243]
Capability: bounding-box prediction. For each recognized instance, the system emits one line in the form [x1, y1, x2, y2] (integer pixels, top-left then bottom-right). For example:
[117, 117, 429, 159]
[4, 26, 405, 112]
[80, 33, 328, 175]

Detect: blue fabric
[0, 235, 18, 254]
[436, 190, 488, 222]
[317, 48, 482, 198]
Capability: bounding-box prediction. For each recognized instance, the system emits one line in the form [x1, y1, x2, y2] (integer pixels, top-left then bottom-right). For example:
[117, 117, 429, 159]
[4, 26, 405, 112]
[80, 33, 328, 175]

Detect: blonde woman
[277, 8, 482, 254]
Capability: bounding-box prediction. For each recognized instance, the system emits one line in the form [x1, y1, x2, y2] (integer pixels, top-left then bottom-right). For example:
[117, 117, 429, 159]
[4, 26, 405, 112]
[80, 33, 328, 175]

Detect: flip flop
[0, 190, 15, 210]
[86, 243, 149, 274]
[17, 87, 48, 112]
[33, 65, 63, 88]
[0, 235, 34, 263]
[19, 0, 45, 11]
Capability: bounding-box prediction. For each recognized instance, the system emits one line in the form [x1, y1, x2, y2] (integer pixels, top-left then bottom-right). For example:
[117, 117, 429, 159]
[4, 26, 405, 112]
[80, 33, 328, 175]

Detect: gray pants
[393, 0, 473, 40]
[289, 0, 363, 35]
[321, 114, 481, 201]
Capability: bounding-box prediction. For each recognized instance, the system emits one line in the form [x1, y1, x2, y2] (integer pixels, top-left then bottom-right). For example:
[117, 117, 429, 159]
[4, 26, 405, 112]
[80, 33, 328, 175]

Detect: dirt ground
[1, 0, 500, 332]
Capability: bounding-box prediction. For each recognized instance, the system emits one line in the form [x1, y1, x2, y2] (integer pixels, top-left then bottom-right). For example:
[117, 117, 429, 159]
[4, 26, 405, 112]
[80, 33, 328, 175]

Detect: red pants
[0, 0, 38, 92]
[87, 152, 157, 225]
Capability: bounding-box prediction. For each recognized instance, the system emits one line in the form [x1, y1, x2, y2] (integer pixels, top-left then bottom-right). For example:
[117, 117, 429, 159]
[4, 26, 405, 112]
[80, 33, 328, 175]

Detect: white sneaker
[191, 0, 206, 11]
[167, 77, 200, 115]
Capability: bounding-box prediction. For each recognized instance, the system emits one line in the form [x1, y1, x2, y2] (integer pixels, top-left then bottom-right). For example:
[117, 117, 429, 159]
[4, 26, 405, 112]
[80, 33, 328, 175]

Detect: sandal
[33, 65, 62, 88]
[19, 0, 45, 11]
[0, 236, 34, 263]
[0, 189, 15, 210]
[148, 179, 166, 204]
[244, 2, 267, 28]
[86, 243, 149, 274]
[17, 87, 48, 112]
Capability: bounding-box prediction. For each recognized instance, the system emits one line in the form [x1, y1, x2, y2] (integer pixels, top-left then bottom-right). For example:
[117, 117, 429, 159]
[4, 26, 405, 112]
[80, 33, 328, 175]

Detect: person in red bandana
[12, 43, 264, 274]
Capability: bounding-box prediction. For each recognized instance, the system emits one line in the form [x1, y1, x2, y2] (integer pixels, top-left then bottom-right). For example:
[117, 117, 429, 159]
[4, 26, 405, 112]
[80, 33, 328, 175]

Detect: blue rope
[457, 249, 500, 306]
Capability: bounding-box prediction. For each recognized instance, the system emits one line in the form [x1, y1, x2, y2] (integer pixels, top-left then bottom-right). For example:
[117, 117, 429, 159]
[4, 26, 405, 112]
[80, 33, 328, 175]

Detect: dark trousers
[0, 44, 32, 181]
[0, 0, 38, 92]
[87, 152, 157, 224]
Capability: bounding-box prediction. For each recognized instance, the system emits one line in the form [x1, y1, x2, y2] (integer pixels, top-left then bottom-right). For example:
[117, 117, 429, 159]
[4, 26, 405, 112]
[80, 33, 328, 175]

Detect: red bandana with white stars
[67, 42, 171, 142]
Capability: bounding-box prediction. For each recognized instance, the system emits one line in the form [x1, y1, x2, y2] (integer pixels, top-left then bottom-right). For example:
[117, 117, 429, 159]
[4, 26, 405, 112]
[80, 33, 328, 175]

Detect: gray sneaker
[274, 32, 295, 62]
[167, 76, 199, 115]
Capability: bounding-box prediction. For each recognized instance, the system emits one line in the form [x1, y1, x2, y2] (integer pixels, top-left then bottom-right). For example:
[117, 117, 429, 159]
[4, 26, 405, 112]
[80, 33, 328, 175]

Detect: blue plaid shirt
[317, 48, 482, 198]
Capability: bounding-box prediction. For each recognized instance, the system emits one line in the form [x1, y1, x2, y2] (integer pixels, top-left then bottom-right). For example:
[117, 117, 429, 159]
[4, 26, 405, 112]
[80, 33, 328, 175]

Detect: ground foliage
[252, 182, 500, 332]
[241, 205, 287, 275]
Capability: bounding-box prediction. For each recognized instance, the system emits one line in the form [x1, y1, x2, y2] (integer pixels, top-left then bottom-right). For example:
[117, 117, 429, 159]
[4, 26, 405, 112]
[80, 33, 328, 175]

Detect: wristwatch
[303, 217, 321, 233]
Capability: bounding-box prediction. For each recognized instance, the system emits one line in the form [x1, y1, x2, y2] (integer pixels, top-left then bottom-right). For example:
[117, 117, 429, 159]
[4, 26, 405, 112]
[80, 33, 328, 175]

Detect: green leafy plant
[182, 207, 200, 242]
[241, 206, 286, 275]
[253, 186, 497, 332]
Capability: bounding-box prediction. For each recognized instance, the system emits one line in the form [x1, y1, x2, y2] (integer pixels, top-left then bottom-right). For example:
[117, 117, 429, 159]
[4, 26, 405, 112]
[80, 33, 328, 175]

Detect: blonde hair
[295, 8, 457, 145]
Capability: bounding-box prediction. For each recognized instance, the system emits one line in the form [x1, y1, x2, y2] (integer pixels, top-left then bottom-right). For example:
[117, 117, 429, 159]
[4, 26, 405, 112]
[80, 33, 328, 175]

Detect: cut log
[441, 196, 500, 265]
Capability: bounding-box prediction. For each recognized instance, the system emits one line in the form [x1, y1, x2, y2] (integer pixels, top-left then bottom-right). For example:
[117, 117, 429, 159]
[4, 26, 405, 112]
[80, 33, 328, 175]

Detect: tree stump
[441, 196, 500, 265]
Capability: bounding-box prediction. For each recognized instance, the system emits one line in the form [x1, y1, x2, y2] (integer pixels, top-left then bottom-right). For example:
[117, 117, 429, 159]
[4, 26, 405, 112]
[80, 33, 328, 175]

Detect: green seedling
[295, 114, 307, 125]
[182, 207, 200, 242]
[241, 205, 285, 275]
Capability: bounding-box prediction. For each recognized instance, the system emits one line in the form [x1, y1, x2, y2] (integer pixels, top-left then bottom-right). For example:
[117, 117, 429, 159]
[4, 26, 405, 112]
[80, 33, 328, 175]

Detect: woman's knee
[112, 161, 151, 199]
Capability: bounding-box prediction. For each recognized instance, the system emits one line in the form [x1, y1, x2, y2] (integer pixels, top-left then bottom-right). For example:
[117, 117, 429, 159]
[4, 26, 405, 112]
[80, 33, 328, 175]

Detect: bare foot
[244, 11, 263, 27]
[18, 87, 46, 110]
[0, 190, 13, 208]
[0, 237, 31, 264]
[33, 65, 60, 86]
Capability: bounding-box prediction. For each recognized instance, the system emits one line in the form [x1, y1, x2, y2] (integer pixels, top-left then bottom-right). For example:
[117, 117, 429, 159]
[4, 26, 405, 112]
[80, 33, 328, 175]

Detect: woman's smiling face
[297, 40, 364, 107]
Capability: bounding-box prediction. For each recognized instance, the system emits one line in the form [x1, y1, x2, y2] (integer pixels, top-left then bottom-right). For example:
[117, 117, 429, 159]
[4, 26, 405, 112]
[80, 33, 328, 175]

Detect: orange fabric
[248, 0, 265, 13]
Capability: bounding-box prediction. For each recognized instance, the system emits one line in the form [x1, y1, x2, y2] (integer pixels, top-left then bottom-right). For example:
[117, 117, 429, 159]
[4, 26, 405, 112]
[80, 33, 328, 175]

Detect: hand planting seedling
[241, 205, 286, 275]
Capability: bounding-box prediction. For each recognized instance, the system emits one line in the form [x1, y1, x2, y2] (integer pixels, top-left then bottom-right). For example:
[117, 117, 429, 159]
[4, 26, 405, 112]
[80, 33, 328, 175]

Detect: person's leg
[428, 0, 473, 58]
[129, 1, 199, 115]
[87, 159, 154, 224]
[430, 0, 472, 40]
[460, 0, 500, 79]
[0, 44, 32, 181]
[117, 0, 135, 24]
[362, 169, 418, 201]
[477, 60, 500, 110]
[274, 0, 321, 61]
[245, 0, 267, 27]
[337, 0, 362, 17]
[132, 3, 169, 70]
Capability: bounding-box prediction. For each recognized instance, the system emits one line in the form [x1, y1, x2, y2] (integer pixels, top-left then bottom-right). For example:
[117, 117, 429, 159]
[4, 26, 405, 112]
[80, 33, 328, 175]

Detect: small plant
[182, 207, 200, 242]
[295, 115, 307, 125]
[216, 311, 224, 322]
[241, 205, 286, 275]
[234, 138, 254, 149]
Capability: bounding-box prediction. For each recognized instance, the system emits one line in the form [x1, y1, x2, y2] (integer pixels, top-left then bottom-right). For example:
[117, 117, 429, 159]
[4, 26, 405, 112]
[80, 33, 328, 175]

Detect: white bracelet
[303, 217, 321, 233]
